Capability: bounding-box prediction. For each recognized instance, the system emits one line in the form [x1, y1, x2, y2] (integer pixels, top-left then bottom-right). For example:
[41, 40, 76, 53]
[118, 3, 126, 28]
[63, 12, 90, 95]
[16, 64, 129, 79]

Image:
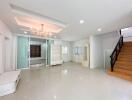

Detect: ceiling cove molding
[10, 4, 67, 28]
[17, 33, 62, 41]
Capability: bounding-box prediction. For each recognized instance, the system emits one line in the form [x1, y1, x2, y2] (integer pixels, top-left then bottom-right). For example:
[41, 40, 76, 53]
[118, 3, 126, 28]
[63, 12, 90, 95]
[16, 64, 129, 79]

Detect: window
[62, 46, 68, 54]
[30, 45, 41, 58]
[73, 47, 82, 55]
[74, 47, 78, 55]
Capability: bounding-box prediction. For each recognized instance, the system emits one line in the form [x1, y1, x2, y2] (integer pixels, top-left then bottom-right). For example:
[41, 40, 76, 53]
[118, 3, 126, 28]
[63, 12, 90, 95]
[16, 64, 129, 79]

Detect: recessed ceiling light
[24, 31, 28, 34]
[97, 28, 102, 32]
[63, 69, 68, 75]
[53, 95, 57, 99]
[80, 20, 84, 24]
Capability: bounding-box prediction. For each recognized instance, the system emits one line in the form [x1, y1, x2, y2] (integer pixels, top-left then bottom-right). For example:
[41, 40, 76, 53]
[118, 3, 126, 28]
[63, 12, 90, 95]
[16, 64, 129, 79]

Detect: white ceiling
[1, 0, 132, 41]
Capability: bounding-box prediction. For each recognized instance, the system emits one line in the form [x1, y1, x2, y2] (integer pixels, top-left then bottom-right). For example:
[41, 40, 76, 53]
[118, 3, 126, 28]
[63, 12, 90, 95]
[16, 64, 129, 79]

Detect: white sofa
[0, 70, 21, 96]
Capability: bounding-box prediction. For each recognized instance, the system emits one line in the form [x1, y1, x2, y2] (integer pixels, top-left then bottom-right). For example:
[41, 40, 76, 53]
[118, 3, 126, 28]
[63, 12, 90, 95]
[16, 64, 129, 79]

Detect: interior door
[17, 36, 29, 69]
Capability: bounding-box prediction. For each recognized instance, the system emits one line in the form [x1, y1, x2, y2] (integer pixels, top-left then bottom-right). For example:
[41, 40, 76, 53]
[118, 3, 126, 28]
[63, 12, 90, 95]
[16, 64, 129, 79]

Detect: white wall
[90, 31, 120, 69]
[101, 31, 120, 51]
[71, 39, 89, 64]
[121, 27, 132, 42]
[101, 31, 120, 69]
[54, 40, 72, 62]
[12, 36, 17, 70]
[61, 41, 72, 62]
[90, 36, 103, 69]
[0, 20, 15, 74]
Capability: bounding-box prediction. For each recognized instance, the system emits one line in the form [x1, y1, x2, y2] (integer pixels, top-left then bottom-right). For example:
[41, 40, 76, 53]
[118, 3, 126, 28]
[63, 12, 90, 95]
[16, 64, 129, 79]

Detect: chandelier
[30, 24, 55, 37]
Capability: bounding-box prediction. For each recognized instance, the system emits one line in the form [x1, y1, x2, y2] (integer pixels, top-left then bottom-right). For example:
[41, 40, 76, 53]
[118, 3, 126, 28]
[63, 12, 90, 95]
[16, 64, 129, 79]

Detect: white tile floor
[0, 62, 132, 100]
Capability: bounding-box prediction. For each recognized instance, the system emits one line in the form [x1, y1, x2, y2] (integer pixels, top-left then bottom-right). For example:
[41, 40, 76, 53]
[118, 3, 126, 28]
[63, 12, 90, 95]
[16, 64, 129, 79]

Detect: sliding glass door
[17, 36, 54, 68]
[17, 36, 29, 69]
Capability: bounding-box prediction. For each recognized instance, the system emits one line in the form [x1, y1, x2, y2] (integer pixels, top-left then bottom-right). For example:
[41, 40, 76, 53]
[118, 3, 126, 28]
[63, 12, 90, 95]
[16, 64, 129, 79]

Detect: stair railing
[110, 36, 123, 71]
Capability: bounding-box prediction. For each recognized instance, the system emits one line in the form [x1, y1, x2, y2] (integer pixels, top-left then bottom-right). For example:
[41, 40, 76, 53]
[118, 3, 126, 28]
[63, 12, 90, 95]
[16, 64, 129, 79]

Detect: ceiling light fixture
[30, 24, 56, 37]
[80, 20, 84, 24]
[97, 28, 102, 32]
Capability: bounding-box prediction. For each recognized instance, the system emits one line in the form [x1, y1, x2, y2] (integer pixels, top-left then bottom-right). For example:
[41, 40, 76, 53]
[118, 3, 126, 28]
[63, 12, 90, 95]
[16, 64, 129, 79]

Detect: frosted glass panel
[84, 47, 87, 60]
[17, 36, 29, 69]
[47, 40, 54, 65]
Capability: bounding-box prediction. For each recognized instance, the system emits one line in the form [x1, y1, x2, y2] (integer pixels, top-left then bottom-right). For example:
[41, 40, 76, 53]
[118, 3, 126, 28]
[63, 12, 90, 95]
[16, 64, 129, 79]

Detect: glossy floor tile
[0, 62, 132, 100]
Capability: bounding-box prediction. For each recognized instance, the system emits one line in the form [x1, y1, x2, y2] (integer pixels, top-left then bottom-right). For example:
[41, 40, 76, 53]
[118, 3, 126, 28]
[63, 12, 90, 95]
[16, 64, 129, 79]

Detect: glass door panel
[17, 36, 29, 69]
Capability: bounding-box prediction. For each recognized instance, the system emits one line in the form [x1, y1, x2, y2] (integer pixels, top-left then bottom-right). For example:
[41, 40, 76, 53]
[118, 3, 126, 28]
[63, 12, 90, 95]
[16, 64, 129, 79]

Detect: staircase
[108, 42, 132, 81]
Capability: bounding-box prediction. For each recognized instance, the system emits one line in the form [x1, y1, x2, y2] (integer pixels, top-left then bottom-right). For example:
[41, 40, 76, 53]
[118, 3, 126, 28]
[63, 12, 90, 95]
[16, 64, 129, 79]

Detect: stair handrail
[110, 36, 123, 71]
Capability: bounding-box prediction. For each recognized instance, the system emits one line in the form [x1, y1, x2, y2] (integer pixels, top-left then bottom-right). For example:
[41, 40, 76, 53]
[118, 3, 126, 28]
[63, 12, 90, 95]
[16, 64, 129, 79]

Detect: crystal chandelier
[30, 24, 55, 37]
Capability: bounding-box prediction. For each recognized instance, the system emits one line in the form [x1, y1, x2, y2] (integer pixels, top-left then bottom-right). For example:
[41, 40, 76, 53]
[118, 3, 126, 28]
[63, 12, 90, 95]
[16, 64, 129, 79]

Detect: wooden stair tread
[115, 62, 132, 70]
[115, 63, 132, 67]
[121, 50, 132, 52]
[120, 52, 132, 55]
[115, 61, 132, 65]
[123, 42, 132, 45]
[118, 55, 132, 57]
[118, 57, 132, 60]
[115, 63, 132, 66]
[115, 67, 132, 71]
[108, 69, 132, 81]
[123, 44, 132, 45]
[124, 42, 132, 43]
[115, 59, 132, 65]
[114, 67, 132, 75]
[118, 59, 132, 61]
[115, 66, 132, 71]
[118, 58, 132, 61]
[122, 47, 132, 49]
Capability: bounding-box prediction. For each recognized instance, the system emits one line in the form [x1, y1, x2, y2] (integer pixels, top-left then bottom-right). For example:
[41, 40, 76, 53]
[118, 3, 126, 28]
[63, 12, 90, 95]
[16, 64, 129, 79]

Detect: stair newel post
[116, 49, 118, 61]
[110, 57, 113, 72]
[122, 36, 123, 45]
